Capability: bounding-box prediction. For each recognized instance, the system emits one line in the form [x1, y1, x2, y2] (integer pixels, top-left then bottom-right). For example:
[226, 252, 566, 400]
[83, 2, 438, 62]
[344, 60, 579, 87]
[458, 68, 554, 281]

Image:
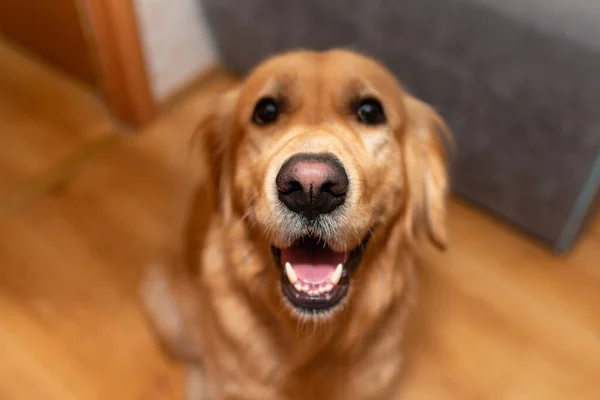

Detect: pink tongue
[281, 245, 347, 283]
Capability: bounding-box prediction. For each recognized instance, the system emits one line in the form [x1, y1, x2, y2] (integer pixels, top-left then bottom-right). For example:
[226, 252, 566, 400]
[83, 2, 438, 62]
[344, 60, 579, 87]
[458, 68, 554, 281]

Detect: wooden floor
[0, 39, 598, 399]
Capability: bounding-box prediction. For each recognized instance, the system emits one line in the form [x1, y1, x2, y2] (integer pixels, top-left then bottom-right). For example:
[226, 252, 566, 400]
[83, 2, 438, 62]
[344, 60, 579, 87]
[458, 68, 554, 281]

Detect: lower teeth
[291, 282, 335, 295]
[284, 262, 344, 295]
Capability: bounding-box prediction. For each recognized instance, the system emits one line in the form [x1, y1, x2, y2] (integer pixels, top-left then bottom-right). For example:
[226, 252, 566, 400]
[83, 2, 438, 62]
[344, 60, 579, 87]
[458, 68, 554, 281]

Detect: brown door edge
[80, 0, 156, 127]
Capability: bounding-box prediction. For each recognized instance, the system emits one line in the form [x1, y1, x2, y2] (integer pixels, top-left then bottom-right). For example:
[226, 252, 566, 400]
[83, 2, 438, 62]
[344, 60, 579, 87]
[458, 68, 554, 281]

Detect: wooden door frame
[80, 0, 156, 126]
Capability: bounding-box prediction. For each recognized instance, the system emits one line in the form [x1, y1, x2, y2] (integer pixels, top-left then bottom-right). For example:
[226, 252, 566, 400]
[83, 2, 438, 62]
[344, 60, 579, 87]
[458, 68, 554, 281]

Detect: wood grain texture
[0, 41, 599, 399]
[0, 0, 97, 85]
[0, 38, 113, 197]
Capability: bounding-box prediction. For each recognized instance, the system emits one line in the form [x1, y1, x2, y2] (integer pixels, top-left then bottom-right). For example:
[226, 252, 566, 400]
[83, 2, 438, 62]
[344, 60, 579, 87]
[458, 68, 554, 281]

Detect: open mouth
[271, 235, 370, 315]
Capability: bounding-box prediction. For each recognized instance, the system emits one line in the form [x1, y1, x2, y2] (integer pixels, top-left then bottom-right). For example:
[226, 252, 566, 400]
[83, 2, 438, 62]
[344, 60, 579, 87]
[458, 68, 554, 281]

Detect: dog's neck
[195, 212, 414, 398]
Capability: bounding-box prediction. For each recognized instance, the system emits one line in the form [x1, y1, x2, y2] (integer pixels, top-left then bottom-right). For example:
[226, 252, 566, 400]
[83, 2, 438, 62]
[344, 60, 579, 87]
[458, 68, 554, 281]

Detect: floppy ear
[192, 87, 240, 211]
[402, 95, 452, 250]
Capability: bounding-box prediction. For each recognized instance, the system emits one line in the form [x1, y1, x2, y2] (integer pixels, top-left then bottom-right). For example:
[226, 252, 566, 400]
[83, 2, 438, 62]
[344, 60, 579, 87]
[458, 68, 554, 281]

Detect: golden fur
[141, 49, 451, 400]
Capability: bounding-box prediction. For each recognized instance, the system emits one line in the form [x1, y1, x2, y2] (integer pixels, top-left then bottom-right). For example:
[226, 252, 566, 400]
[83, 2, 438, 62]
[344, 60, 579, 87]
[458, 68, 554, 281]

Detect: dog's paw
[139, 263, 202, 362]
[186, 365, 210, 400]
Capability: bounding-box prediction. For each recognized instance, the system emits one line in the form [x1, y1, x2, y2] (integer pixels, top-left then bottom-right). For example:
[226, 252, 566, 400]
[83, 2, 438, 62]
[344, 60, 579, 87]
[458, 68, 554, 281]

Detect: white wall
[133, 0, 217, 102]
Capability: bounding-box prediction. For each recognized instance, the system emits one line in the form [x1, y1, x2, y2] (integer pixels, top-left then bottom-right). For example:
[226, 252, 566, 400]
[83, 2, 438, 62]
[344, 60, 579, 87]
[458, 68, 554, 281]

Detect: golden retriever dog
[141, 49, 451, 400]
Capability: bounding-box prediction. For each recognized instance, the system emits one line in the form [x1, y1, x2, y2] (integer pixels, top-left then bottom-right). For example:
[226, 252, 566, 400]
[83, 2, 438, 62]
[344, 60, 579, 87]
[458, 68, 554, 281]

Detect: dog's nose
[276, 154, 349, 219]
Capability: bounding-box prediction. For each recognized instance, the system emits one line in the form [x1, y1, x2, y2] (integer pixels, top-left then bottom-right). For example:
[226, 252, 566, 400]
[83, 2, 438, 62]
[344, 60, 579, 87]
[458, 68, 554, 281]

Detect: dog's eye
[355, 98, 386, 125]
[252, 97, 280, 125]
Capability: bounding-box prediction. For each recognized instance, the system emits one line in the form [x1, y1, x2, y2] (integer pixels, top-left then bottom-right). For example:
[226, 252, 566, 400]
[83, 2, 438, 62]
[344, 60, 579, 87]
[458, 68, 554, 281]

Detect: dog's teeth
[330, 263, 343, 285]
[284, 262, 298, 284]
[294, 282, 303, 292]
[324, 283, 333, 292]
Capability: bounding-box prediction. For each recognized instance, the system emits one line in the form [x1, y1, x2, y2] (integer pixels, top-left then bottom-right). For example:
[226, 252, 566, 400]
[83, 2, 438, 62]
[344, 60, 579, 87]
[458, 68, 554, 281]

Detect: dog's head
[197, 50, 450, 319]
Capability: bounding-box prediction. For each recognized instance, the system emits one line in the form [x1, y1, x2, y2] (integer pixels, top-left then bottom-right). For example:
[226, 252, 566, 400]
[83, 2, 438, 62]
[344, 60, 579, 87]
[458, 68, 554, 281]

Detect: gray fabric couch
[199, 0, 600, 253]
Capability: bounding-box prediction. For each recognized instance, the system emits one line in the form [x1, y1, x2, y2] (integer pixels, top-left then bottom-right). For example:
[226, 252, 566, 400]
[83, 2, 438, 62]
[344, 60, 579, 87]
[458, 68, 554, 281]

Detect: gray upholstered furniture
[200, 0, 600, 252]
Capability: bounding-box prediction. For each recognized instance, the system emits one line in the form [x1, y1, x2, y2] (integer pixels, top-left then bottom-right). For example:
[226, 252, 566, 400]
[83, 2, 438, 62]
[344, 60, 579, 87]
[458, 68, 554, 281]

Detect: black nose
[276, 153, 349, 220]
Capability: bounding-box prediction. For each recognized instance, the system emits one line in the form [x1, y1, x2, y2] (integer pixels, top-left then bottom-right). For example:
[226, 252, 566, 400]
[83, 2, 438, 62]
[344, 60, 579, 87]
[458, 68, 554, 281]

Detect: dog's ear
[192, 87, 240, 209]
[402, 95, 452, 250]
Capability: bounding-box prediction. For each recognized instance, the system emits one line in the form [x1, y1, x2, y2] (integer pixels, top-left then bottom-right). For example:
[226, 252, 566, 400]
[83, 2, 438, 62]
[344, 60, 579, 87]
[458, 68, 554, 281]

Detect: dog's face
[199, 50, 450, 319]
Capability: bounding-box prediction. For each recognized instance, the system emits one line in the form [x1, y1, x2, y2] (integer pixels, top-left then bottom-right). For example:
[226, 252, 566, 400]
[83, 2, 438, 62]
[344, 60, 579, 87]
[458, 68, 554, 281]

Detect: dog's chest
[279, 353, 403, 400]
[202, 337, 404, 400]
[204, 366, 400, 400]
